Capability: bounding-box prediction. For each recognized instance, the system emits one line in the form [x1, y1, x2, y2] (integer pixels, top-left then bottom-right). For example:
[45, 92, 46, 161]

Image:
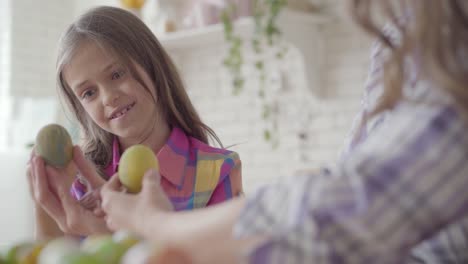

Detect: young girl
[100, 0, 468, 263]
[26, 6, 242, 239]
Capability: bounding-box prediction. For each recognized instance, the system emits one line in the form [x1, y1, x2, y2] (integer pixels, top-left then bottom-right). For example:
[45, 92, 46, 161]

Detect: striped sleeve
[340, 23, 401, 160]
[235, 100, 468, 264]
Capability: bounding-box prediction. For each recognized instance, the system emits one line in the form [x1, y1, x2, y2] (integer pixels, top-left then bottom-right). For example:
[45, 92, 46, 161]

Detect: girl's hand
[100, 169, 173, 234]
[28, 146, 110, 236]
[27, 147, 64, 239]
[72, 146, 107, 190]
[26, 147, 38, 201]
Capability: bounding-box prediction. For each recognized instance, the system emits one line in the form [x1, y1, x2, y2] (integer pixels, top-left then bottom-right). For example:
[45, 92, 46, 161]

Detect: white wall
[0, 0, 11, 149]
[0, 151, 31, 249]
[73, 0, 118, 16]
[167, 2, 372, 193]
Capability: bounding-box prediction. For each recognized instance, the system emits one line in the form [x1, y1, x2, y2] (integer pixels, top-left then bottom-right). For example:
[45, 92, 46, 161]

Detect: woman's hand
[102, 170, 258, 264]
[28, 146, 110, 236]
[100, 169, 173, 234]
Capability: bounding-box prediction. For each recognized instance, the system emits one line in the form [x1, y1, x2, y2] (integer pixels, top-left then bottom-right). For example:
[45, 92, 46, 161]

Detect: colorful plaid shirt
[71, 127, 242, 210]
[234, 32, 468, 263]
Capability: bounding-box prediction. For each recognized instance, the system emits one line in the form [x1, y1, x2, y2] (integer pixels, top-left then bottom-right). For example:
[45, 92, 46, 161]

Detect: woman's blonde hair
[56, 6, 221, 175]
[351, 0, 468, 116]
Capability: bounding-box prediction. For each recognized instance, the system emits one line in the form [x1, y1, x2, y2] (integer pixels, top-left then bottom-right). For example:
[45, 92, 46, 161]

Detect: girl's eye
[82, 89, 96, 99]
[111, 69, 125, 80]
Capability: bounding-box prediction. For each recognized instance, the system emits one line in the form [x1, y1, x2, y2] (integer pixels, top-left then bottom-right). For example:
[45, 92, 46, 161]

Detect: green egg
[35, 124, 73, 168]
[60, 252, 101, 264]
[82, 235, 127, 264]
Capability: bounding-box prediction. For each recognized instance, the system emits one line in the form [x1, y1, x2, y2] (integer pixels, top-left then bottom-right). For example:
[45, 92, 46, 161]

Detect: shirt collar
[156, 127, 190, 188]
[108, 127, 190, 188]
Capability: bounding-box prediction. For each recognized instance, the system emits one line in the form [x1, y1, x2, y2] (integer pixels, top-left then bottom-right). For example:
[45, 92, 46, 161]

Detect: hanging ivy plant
[221, 0, 287, 146]
[221, 6, 244, 95]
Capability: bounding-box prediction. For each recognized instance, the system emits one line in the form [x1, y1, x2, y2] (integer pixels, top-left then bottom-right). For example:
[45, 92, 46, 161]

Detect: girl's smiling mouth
[110, 102, 136, 120]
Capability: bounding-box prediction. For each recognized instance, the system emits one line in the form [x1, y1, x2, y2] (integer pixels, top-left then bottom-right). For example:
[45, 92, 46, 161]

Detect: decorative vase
[120, 0, 147, 18]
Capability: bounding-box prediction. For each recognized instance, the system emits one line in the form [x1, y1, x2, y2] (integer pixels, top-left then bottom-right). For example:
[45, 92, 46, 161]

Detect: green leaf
[258, 89, 265, 97]
[255, 61, 264, 70]
[262, 104, 271, 119]
[252, 38, 262, 53]
[232, 77, 245, 94]
[264, 130, 271, 141]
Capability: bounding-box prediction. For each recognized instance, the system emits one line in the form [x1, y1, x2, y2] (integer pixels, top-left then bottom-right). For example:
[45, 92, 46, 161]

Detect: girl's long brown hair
[56, 6, 222, 175]
[350, 0, 468, 116]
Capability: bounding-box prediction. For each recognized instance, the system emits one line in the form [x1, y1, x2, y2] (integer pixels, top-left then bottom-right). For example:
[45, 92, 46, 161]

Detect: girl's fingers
[26, 165, 35, 200]
[72, 146, 105, 189]
[46, 166, 73, 201]
[26, 148, 36, 198]
[46, 165, 83, 218]
[48, 165, 107, 235]
[32, 157, 66, 225]
[28, 147, 36, 165]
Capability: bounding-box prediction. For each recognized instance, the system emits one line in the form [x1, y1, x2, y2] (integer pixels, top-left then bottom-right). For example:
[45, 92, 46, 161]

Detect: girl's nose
[102, 87, 121, 107]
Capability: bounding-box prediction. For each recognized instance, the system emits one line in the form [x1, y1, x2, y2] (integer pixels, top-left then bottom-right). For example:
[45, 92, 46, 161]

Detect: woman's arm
[104, 99, 468, 264]
[101, 170, 263, 264]
[146, 198, 263, 264]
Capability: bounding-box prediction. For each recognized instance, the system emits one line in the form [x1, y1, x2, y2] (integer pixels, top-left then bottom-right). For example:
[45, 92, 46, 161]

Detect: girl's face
[63, 41, 163, 142]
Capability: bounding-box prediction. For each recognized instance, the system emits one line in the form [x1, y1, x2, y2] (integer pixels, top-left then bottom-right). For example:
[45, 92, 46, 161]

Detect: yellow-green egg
[35, 124, 73, 168]
[4, 242, 34, 264]
[118, 145, 159, 193]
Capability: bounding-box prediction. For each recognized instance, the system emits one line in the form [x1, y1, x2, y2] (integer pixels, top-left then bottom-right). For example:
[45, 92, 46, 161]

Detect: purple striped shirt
[342, 25, 468, 264]
[234, 27, 468, 263]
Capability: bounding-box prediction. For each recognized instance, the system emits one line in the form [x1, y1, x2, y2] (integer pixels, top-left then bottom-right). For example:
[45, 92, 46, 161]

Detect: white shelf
[158, 9, 331, 94]
[159, 9, 328, 49]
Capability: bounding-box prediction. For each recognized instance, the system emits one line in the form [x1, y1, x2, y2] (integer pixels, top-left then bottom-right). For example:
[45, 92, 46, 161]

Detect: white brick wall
[0, 0, 11, 149]
[10, 0, 72, 97]
[4, 0, 73, 149]
[167, 3, 372, 193]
